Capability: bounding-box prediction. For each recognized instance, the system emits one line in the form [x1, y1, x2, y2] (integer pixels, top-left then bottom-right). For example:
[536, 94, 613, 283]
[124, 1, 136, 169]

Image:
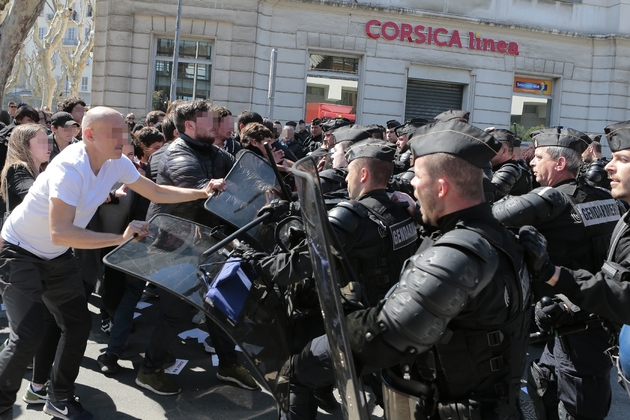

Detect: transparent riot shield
[204, 150, 283, 253]
[292, 157, 370, 420]
[102, 214, 292, 412]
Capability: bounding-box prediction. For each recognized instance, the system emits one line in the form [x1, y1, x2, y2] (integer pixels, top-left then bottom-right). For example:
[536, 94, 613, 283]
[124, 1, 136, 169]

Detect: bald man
[0, 107, 226, 419]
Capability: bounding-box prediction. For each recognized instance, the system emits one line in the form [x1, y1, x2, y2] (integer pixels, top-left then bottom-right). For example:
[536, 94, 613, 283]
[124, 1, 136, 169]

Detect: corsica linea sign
[365, 20, 520, 56]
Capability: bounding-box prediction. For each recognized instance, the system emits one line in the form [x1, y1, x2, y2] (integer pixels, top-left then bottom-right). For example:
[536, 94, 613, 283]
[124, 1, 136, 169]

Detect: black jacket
[147, 133, 235, 226]
[3, 164, 34, 211]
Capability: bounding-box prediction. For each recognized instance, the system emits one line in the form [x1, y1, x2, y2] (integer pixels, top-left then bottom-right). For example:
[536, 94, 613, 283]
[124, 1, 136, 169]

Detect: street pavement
[0, 294, 629, 419]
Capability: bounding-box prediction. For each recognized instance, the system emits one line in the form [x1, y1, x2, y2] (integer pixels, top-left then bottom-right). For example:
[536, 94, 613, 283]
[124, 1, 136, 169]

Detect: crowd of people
[0, 96, 629, 420]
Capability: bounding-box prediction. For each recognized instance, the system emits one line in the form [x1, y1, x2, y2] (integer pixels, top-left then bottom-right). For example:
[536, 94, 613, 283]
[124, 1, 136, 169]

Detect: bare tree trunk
[28, 0, 72, 109]
[4, 49, 25, 93]
[0, 0, 46, 107]
[61, 0, 94, 98]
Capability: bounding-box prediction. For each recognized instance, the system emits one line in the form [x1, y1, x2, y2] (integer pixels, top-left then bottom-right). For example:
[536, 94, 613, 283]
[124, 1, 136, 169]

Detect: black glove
[233, 242, 267, 262]
[518, 225, 556, 283]
[256, 199, 300, 223]
[535, 296, 573, 333]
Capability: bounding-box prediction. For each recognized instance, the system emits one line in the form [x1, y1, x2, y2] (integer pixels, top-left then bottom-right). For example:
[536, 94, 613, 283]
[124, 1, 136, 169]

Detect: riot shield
[204, 150, 283, 253]
[102, 214, 292, 412]
[292, 157, 370, 419]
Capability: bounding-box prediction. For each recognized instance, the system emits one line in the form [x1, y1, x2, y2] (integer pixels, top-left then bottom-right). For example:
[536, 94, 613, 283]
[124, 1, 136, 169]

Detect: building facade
[92, 0, 630, 140]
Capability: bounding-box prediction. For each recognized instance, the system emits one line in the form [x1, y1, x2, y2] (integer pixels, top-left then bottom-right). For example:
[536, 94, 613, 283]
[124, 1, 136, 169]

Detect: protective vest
[543, 179, 622, 274]
[328, 194, 418, 306]
[413, 218, 531, 417]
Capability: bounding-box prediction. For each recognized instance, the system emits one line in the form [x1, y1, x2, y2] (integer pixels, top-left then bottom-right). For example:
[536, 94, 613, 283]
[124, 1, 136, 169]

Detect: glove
[233, 242, 267, 262]
[256, 199, 300, 223]
[518, 225, 556, 283]
[340, 281, 368, 309]
[535, 296, 573, 333]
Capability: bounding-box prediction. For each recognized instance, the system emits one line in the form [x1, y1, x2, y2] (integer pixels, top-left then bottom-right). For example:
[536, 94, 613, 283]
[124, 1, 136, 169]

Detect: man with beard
[273, 121, 530, 420]
[137, 100, 259, 395]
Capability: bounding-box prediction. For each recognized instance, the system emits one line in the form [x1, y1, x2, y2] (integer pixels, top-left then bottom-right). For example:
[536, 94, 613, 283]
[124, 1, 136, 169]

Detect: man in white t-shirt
[0, 107, 226, 420]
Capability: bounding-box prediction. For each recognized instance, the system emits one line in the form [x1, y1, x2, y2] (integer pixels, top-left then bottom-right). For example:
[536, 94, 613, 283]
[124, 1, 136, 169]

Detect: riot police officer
[486, 128, 532, 197]
[257, 132, 418, 418]
[393, 118, 427, 174]
[493, 127, 623, 420]
[579, 139, 611, 189]
[284, 121, 531, 420]
[522, 121, 630, 328]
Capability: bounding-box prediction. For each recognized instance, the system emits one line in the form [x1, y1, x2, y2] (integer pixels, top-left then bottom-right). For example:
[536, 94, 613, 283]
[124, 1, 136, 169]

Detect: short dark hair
[134, 127, 165, 150]
[174, 100, 211, 133]
[15, 105, 39, 123]
[161, 116, 177, 142]
[237, 110, 263, 129]
[211, 106, 232, 119]
[351, 157, 393, 187]
[591, 141, 602, 153]
[145, 110, 166, 125]
[423, 153, 484, 202]
[240, 122, 273, 148]
[58, 97, 86, 113]
[0, 110, 9, 126]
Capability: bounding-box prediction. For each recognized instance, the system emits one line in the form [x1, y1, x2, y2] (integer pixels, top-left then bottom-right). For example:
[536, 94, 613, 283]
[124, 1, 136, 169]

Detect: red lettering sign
[366, 21, 519, 55]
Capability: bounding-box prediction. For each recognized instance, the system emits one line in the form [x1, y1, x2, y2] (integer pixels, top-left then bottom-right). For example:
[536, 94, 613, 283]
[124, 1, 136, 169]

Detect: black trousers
[0, 244, 91, 410]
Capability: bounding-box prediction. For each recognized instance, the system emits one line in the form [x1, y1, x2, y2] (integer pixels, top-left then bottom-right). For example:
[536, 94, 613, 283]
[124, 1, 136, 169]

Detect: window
[81, 77, 88, 92]
[84, 27, 90, 40]
[305, 54, 359, 122]
[87, 4, 93, 17]
[511, 76, 553, 137]
[38, 27, 46, 41]
[64, 27, 77, 45]
[152, 38, 213, 108]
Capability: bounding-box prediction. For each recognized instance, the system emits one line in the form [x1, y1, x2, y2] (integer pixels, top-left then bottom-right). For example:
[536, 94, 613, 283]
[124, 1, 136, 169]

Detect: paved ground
[0, 294, 628, 419]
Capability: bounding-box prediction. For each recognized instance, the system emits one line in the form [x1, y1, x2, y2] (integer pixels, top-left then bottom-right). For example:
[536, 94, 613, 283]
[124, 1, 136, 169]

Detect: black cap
[299, 119, 305, 124]
[409, 121, 502, 168]
[530, 126, 591, 154]
[513, 136, 522, 147]
[51, 111, 80, 128]
[485, 128, 516, 146]
[394, 118, 429, 137]
[364, 124, 386, 135]
[346, 139, 396, 163]
[286, 121, 297, 128]
[386, 119, 401, 129]
[434, 110, 470, 123]
[605, 121, 630, 152]
[588, 133, 602, 143]
[332, 125, 372, 145]
[322, 118, 352, 132]
[311, 118, 322, 126]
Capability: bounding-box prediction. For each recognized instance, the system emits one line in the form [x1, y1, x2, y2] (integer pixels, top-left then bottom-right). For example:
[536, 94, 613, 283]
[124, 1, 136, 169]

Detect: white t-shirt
[2, 142, 140, 260]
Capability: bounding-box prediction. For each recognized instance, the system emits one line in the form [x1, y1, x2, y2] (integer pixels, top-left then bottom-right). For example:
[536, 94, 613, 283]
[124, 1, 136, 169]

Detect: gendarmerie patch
[390, 218, 418, 250]
[575, 199, 621, 227]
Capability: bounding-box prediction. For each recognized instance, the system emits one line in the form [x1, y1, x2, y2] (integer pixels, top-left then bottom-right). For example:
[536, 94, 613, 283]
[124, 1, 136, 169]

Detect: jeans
[106, 275, 145, 357]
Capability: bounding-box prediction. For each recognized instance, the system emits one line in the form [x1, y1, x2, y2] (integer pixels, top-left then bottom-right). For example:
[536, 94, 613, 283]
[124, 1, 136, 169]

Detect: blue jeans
[106, 276, 145, 357]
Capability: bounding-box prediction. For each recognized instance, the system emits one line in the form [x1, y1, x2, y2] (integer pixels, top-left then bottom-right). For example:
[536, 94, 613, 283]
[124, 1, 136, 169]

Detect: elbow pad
[492, 186, 568, 228]
[492, 164, 520, 196]
[375, 229, 499, 354]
